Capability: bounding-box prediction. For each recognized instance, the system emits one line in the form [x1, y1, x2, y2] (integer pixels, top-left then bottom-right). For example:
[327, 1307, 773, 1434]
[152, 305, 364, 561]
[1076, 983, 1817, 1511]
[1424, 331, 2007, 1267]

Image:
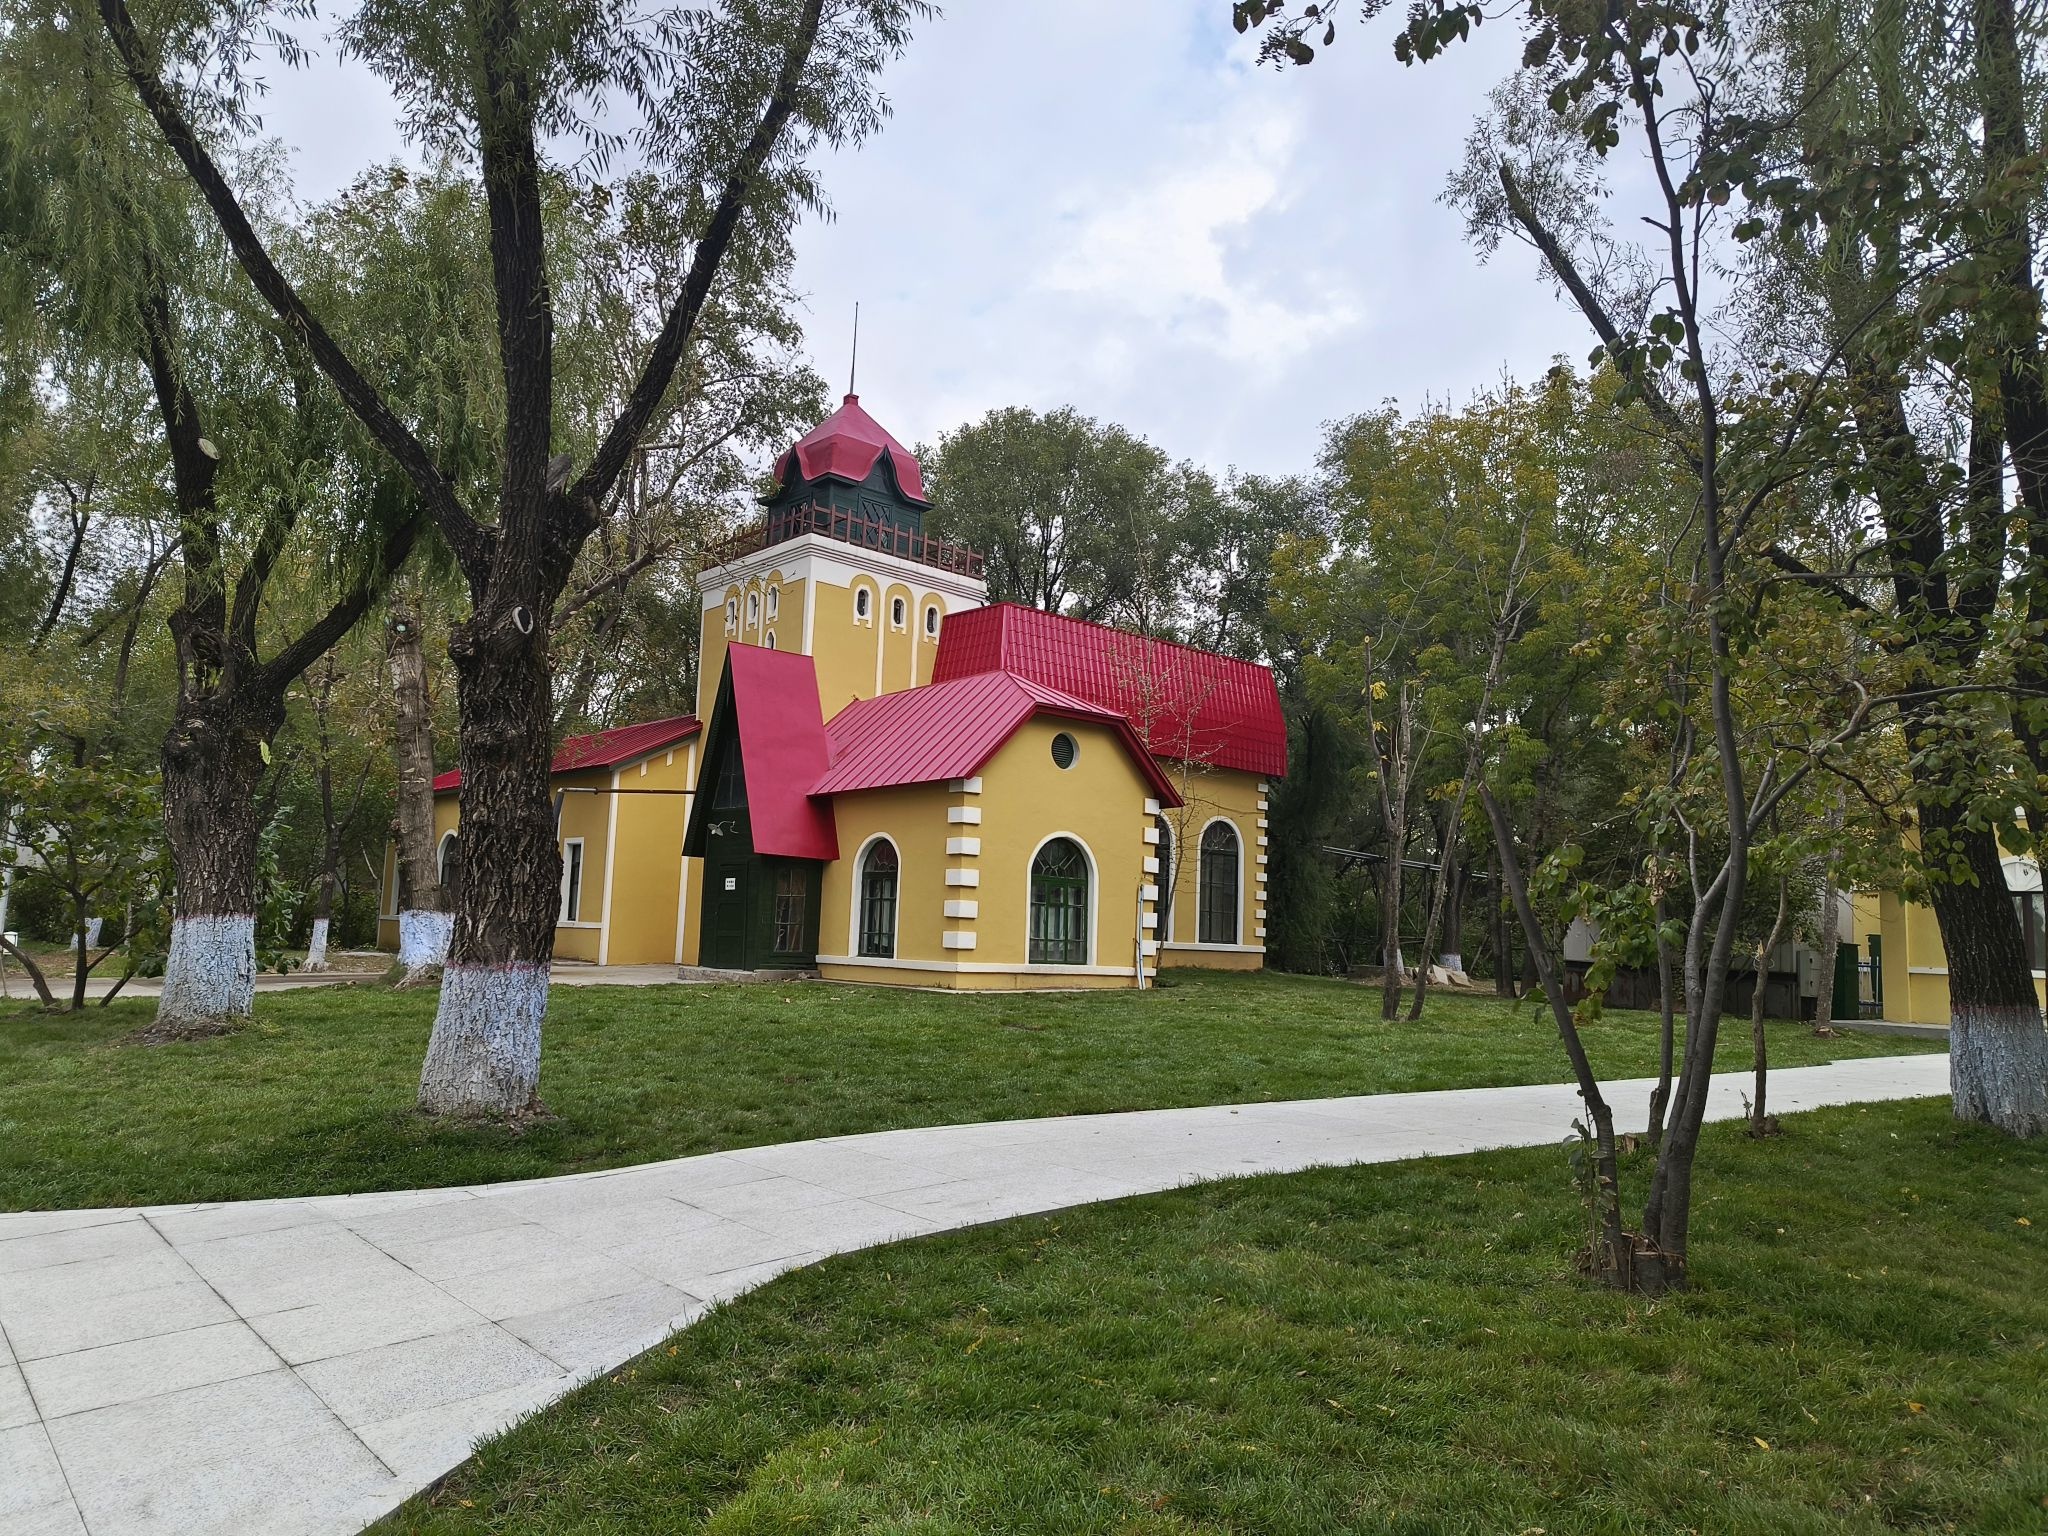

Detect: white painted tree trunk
[302, 917, 331, 972]
[417, 962, 547, 1116]
[157, 914, 255, 1028]
[396, 909, 453, 984]
[1951, 1001, 2048, 1138]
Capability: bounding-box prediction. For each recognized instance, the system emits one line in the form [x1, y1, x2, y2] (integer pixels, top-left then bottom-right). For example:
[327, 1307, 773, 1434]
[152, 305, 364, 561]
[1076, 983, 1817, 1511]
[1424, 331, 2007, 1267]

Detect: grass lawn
[382, 1099, 2044, 1535]
[0, 970, 1940, 1212]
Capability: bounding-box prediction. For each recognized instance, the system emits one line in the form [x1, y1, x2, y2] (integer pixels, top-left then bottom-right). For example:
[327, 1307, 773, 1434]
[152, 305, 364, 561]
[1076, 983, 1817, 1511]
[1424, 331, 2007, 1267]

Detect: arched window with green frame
[858, 839, 899, 958]
[1029, 837, 1090, 965]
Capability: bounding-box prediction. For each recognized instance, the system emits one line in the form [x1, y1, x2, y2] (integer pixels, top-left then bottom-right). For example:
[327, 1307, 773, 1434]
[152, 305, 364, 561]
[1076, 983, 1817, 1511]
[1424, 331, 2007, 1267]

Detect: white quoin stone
[1142, 799, 1160, 816]
[398, 910, 454, 973]
[944, 869, 981, 888]
[946, 777, 983, 794]
[946, 837, 981, 856]
[417, 963, 549, 1116]
[941, 932, 977, 951]
[156, 914, 255, 1026]
[302, 917, 332, 972]
[943, 900, 979, 919]
[947, 806, 982, 825]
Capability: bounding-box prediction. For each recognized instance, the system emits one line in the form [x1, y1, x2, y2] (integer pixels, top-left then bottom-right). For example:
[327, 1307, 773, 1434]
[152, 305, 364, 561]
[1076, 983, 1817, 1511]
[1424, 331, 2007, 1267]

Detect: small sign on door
[724, 877, 737, 891]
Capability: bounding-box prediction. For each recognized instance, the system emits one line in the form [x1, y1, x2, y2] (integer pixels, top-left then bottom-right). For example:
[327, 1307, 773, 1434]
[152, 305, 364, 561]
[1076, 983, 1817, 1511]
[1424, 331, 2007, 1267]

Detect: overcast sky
[264, 2, 1592, 479]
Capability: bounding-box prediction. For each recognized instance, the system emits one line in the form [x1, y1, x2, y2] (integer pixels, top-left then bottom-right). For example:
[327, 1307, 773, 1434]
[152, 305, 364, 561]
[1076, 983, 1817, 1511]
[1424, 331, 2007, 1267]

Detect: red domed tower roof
[771, 394, 930, 507]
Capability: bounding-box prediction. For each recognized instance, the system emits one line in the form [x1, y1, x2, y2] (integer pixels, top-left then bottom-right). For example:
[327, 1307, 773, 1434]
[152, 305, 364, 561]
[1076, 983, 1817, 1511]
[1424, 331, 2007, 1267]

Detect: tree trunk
[1491, 849, 1513, 996]
[1379, 833, 1406, 1020]
[1749, 876, 1791, 1136]
[1922, 799, 2048, 1136]
[388, 604, 451, 983]
[155, 696, 272, 1032]
[303, 871, 335, 971]
[1647, 894, 1676, 1152]
[0, 933, 55, 1008]
[416, 616, 559, 1117]
[1481, 788, 1642, 1288]
[69, 891, 90, 1013]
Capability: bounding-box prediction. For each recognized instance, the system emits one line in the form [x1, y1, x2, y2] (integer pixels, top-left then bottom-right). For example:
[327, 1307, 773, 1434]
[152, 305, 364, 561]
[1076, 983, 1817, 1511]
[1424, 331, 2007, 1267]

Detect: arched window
[724, 598, 738, 635]
[890, 595, 907, 629]
[766, 585, 779, 620]
[1155, 817, 1174, 940]
[746, 591, 760, 626]
[1199, 822, 1241, 945]
[438, 831, 462, 901]
[854, 586, 872, 622]
[764, 631, 777, 650]
[924, 604, 940, 637]
[858, 840, 899, 958]
[1029, 837, 1089, 965]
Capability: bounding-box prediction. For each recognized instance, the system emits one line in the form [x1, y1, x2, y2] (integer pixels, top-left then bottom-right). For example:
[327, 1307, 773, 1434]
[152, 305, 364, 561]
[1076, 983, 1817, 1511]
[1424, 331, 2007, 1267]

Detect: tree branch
[95, 0, 489, 582]
[568, 0, 827, 517]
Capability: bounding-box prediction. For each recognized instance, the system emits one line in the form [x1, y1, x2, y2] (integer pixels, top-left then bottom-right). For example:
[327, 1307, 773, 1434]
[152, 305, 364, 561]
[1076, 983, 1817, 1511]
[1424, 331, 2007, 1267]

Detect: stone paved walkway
[0, 1053, 1949, 1536]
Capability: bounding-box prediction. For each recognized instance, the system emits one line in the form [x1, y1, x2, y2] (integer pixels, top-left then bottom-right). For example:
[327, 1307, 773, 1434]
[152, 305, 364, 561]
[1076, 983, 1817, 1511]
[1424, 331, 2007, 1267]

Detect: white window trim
[853, 584, 875, 624]
[850, 833, 902, 960]
[1026, 831, 1097, 967]
[1196, 815, 1245, 947]
[890, 594, 908, 630]
[766, 584, 780, 620]
[436, 830, 459, 887]
[559, 836, 586, 924]
[924, 602, 941, 638]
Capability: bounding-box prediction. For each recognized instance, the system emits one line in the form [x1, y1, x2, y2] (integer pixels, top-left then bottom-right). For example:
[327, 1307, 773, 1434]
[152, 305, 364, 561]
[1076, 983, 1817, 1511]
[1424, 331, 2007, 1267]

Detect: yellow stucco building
[1850, 856, 2048, 1025]
[382, 395, 1287, 987]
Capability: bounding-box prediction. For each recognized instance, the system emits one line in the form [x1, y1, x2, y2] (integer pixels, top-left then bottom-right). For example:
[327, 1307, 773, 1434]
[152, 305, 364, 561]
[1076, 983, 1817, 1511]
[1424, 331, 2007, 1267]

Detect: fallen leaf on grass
[1753, 1437, 1772, 1451]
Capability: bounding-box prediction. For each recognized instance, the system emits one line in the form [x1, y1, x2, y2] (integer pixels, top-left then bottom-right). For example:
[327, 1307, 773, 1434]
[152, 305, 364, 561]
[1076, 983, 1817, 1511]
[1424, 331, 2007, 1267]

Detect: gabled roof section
[813, 670, 1182, 805]
[770, 394, 930, 507]
[432, 714, 700, 794]
[683, 645, 837, 861]
[931, 604, 1288, 779]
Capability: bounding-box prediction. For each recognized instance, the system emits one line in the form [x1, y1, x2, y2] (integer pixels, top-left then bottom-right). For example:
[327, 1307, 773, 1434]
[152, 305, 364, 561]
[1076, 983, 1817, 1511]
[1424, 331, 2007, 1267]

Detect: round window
[1050, 732, 1078, 770]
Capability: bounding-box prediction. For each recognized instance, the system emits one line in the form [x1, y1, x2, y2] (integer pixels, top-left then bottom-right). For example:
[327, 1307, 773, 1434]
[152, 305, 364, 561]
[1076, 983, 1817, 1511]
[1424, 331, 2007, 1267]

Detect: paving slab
[0, 1051, 1951, 1536]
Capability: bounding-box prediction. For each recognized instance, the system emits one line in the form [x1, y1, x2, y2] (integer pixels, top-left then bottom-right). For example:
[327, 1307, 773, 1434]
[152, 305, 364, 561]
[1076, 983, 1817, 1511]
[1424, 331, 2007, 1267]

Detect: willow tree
[98, 0, 920, 1111]
[0, 17, 422, 1033]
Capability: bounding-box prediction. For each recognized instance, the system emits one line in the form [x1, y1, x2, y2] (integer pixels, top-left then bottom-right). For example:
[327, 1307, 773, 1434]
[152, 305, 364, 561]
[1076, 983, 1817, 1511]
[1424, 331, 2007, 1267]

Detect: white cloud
[242, 1, 1596, 478]
[1037, 98, 1357, 380]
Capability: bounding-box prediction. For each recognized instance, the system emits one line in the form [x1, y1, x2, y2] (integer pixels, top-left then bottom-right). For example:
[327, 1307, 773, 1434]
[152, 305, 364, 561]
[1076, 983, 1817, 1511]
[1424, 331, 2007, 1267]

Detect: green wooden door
[703, 860, 749, 970]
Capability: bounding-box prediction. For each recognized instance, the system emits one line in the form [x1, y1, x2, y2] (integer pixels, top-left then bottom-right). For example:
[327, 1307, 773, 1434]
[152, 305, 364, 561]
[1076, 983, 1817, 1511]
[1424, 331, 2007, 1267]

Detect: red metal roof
[432, 714, 700, 793]
[814, 670, 1182, 805]
[931, 605, 1288, 778]
[772, 394, 929, 506]
[724, 644, 839, 860]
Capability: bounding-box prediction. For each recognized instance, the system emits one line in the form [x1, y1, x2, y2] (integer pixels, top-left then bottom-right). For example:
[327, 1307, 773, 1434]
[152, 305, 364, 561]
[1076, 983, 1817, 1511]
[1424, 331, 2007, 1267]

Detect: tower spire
[848, 302, 860, 397]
